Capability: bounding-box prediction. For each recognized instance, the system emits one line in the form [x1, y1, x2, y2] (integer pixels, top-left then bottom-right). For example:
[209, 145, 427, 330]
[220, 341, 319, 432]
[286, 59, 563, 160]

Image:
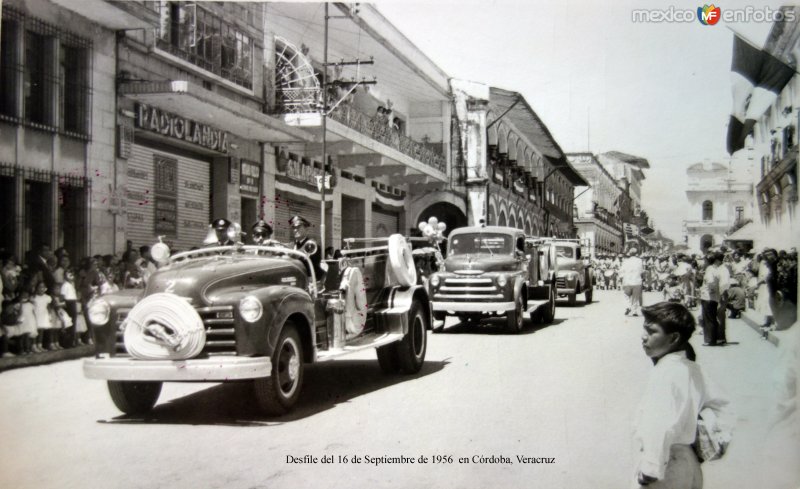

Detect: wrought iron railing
[328, 104, 446, 174]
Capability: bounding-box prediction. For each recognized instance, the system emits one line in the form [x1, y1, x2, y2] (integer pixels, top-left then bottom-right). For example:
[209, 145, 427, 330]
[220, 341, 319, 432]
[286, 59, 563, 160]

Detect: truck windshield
[555, 245, 574, 259]
[449, 233, 513, 255]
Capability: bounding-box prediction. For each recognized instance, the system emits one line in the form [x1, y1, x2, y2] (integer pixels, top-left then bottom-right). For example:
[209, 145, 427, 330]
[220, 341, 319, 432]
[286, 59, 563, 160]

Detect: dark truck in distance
[428, 226, 558, 333]
[549, 238, 594, 305]
[83, 234, 429, 416]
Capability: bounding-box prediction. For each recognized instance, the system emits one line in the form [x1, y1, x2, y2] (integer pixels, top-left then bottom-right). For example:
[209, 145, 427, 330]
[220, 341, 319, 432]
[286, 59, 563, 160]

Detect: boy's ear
[669, 332, 682, 348]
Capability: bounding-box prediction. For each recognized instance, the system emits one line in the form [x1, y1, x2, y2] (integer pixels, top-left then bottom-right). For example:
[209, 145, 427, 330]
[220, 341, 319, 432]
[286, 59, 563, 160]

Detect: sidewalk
[740, 308, 785, 347]
[0, 344, 94, 373]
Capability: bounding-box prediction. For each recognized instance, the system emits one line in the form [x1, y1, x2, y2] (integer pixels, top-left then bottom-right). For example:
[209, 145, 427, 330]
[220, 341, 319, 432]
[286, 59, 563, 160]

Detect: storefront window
[156, 2, 253, 90]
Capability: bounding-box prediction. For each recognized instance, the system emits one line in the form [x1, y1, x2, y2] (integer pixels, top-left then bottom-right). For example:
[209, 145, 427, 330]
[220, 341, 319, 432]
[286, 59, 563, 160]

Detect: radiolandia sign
[135, 103, 229, 153]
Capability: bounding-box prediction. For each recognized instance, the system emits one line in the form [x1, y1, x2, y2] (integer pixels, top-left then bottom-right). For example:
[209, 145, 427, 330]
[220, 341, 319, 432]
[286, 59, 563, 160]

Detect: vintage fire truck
[427, 226, 558, 333]
[548, 238, 594, 305]
[83, 232, 430, 416]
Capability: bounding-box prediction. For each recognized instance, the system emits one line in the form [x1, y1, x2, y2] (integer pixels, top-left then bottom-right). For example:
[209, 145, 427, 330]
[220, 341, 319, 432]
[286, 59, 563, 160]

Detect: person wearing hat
[208, 218, 234, 247]
[620, 247, 644, 316]
[251, 219, 274, 246]
[289, 215, 325, 280]
[725, 278, 746, 319]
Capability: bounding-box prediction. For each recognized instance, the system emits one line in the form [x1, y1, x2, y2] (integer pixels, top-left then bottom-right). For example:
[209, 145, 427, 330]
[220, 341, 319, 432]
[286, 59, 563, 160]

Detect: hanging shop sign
[239, 160, 262, 197]
[135, 103, 229, 153]
[154, 155, 178, 235]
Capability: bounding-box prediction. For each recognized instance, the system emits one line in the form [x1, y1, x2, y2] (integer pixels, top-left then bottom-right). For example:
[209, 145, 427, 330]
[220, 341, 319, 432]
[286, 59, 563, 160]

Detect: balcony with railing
[327, 103, 446, 174]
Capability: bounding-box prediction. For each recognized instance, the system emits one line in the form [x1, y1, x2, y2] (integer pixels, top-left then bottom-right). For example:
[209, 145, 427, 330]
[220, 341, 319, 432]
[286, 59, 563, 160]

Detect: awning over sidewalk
[119, 81, 314, 143]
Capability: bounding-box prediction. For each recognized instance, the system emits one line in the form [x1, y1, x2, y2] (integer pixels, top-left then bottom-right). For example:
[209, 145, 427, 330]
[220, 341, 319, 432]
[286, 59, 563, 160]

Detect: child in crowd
[663, 274, 684, 303]
[19, 290, 40, 353]
[32, 281, 57, 351]
[2, 298, 31, 356]
[725, 279, 747, 319]
[61, 270, 79, 348]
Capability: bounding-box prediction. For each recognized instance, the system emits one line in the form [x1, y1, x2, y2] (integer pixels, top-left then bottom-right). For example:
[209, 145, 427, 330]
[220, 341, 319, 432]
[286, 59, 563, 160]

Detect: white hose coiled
[123, 293, 206, 360]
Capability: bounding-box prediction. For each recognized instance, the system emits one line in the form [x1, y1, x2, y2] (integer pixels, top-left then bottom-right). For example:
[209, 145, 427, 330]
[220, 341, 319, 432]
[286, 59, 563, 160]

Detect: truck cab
[549, 239, 594, 305]
[427, 226, 557, 333]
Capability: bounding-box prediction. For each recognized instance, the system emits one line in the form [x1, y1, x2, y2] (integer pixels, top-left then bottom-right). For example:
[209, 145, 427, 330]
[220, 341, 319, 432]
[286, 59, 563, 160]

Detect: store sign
[136, 103, 229, 153]
[285, 158, 319, 188]
[240, 160, 261, 197]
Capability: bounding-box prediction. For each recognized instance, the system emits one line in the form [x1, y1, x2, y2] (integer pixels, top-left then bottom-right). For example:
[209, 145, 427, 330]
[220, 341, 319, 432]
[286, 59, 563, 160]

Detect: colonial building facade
[683, 161, 753, 253]
[452, 82, 585, 238]
[567, 152, 624, 257]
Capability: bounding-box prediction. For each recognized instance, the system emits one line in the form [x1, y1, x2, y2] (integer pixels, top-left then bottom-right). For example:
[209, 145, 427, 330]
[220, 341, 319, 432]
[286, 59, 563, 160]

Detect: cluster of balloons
[418, 216, 447, 243]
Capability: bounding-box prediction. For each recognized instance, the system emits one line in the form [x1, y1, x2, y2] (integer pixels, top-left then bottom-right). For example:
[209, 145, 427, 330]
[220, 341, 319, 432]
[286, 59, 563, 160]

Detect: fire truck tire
[376, 344, 400, 374]
[107, 380, 162, 415]
[254, 323, 303, 415]
[396, 301, 427, 374]
[388, 234, 417, 287]
[506, 294, 524, 334]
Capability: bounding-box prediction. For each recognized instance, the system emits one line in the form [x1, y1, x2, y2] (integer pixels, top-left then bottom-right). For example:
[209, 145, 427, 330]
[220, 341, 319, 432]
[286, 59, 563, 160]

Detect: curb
[0, 345, 94, 373]
[740, 310, 780, 347]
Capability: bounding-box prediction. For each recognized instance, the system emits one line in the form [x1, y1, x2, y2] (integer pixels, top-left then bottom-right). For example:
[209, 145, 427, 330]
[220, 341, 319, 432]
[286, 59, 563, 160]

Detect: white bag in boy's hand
[693, 406, 732, 462]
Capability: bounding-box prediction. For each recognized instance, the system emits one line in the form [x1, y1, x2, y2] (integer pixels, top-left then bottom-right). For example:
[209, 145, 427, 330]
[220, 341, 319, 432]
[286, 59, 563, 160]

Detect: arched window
[702, 200, 713, 220]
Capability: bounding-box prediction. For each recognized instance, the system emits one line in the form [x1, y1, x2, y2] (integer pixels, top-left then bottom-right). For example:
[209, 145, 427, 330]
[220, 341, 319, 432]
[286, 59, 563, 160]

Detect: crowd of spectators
[0, 242, 158, 358]
[594, 246, 797, 343]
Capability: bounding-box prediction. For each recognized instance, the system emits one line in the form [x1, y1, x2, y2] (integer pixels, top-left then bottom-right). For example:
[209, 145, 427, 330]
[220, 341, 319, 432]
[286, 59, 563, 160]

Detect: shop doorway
[417, 202, 467, 237]
[342, 195, 365, 239]
[241, 197, 258, 232]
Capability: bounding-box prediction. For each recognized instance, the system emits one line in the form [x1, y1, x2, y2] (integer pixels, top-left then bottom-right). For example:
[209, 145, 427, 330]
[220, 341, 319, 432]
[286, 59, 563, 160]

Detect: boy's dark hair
[641, 301, 697, 361]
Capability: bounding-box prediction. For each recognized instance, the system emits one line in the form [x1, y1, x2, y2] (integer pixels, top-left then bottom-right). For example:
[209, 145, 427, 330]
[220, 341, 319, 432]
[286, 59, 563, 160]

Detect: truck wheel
[254, 323, 303, 416]
[376, 344, 400, 373]
[506, 294, 524, 333]
[396, 301, 427, 374]
[541, 287, 556, 324]
[585, 286, 593, 304]
[567, 287, 577, 306]
[107, 381, 162, 415]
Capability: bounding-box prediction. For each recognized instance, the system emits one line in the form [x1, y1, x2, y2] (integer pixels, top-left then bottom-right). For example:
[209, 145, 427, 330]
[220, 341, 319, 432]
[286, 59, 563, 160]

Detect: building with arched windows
[683, 161, 753, 253]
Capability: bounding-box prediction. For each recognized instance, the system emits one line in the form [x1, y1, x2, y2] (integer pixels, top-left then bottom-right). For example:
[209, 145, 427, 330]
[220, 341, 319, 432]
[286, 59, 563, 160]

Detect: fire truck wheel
[396, 301, 427, 374]
[376, 344, 400, 374]
[254, 323, 303, 415]
[107, 381, 162, 415]
[506, 294, 524, 334]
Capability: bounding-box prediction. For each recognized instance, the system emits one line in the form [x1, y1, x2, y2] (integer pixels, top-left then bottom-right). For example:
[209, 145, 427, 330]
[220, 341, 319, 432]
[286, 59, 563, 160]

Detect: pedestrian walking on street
[621, 247, 644, 316]
[699, 254, 722, 346]
[633, 302, 729, 489]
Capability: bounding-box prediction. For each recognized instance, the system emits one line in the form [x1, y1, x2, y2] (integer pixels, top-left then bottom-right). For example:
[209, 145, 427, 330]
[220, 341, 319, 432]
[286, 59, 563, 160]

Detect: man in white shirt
[715, 253, 731, 345]
[699, 253, 721, 346]
[620, 247, 644, 316]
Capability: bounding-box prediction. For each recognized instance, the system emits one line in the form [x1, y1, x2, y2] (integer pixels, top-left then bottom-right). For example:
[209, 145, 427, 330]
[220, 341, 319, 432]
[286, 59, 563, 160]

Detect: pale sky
[377, 0, 779, 241]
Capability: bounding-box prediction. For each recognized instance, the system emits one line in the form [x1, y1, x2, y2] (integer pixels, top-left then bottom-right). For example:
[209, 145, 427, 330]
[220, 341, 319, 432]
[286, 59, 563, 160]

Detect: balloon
[418, 221, 427, 232]
[437, 222, 447, 232]
[427, 216, 438, 226]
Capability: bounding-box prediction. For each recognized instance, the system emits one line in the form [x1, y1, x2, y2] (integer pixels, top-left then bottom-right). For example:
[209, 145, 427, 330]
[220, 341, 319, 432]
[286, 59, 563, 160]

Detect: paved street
[0, 290, 786, 489]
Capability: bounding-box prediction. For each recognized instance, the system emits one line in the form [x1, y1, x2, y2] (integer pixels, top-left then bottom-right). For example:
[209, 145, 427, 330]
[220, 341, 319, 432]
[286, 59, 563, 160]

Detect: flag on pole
[727, 33, 797, 155]
[727, 35, 764, 155]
